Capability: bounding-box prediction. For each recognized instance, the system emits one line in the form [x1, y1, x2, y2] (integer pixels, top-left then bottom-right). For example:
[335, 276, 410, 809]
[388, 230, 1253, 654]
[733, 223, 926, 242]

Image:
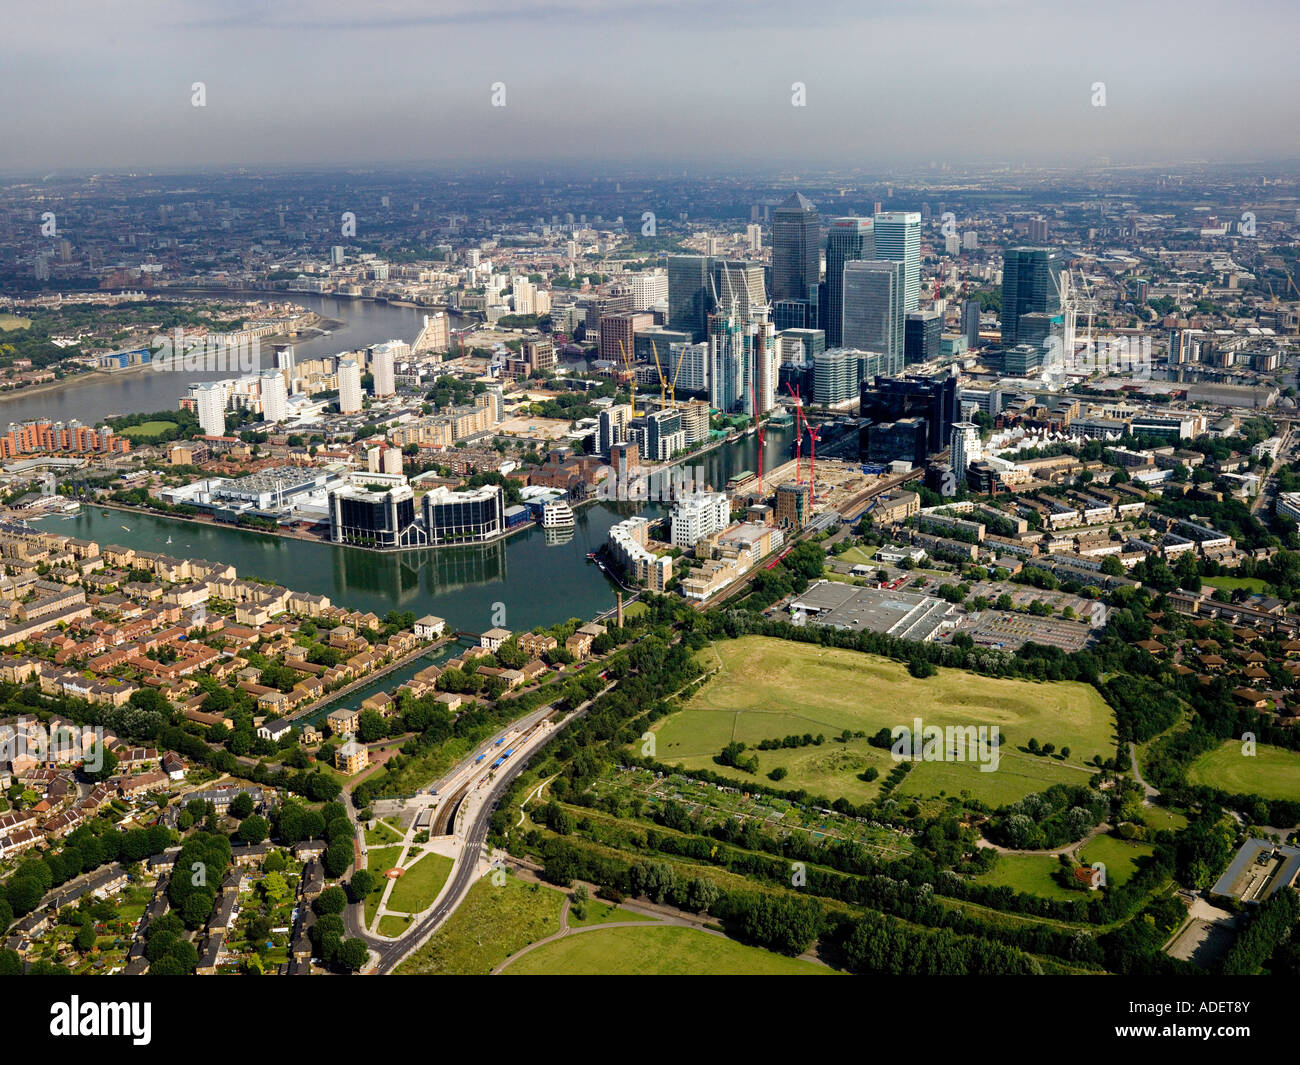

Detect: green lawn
[837, 545, 878, 566]
[379, 914, 413, 938]
[1202, 576, 1269, 594]
[1141, 805, 1189, 833]
[387, 851, 454, 914]
[365, 820, 403, 846]
[0, 314, 32, 330]
[363, 845, 403, 927]
[649, 637, 1115, 806]
[119, 420, 179, 440]
[974, 854, 1075, 901]
[1078, 834, 1154, 888]
[502, 925, 834, 975]
[566, 900, 657, 929]
[1186, 741, 1300, 803]
[397, 872, 563, 975]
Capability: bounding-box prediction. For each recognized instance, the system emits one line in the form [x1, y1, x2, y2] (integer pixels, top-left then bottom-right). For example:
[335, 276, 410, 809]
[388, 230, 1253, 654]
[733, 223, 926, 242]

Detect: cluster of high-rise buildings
[663, 194, 933, 414]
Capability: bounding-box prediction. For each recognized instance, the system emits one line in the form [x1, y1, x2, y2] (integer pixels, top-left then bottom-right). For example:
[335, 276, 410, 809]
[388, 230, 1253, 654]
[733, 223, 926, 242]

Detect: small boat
[165, 535, 173, 544]
[121, 525, 130, 531]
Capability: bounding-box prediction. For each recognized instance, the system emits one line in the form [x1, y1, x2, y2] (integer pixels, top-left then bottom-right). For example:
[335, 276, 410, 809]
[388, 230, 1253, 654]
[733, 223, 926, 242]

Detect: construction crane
[1282, 267, 1300, 335]
[649, 339, 687, 409]
[616, 338, 639, 417]
[787, 383, 804, 485]
[750, 363, 768, 493]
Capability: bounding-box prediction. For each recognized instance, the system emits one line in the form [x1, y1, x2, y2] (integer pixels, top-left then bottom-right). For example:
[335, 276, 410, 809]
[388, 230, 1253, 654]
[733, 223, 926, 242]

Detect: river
[0, 293, 469, 424]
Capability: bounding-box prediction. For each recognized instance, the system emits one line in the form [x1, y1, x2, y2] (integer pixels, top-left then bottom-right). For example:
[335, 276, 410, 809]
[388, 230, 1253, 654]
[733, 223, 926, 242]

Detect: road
[341, 686, 613, 973]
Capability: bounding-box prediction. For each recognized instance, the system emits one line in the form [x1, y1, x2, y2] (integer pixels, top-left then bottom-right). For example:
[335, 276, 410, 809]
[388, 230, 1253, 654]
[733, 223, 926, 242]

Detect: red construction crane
[786, 383, 804, 485]
[750, 367, 767, 493]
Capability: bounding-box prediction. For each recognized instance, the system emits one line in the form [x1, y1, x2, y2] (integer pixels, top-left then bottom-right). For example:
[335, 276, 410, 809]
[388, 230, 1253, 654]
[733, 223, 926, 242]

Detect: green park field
[386, 852, 453, 914]
[0, 314, 32, 330]
[1186, 741, 1300, 803]
[648, 636, 1115, 806]
[1078, 834, 1155, 888]
[119, 420, 179, 440]
[397, 873, 564, 975]
[501, 924, 833, 975]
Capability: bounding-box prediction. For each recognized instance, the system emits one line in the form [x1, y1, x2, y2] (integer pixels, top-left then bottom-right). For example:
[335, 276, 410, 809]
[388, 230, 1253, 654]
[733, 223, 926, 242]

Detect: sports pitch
[648, 636, 1115, 806]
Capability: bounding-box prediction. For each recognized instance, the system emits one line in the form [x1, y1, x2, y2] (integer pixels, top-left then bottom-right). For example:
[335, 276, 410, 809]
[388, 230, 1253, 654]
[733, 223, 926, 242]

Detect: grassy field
[1186, 741, 1300, 802]
[1078, 834, 1154, 888]
[119, 420, 179, 440]
[566, 900, 657, 928]
[0, 314, 32, 330]
[502, 925, 834, 975]
[974, 854, 1075, 901]
[363, 845, 403, 927]
[1141, 805, 1189, 833]
[379, 914, 413, 938]
[649, 637, 1115, 806]
[397, 872, 563, 975]
[1202, 576, 1269, 594]
[365, 820, 403, 846]
[837, 545, 878, 566]
[387, 852, 453, 914]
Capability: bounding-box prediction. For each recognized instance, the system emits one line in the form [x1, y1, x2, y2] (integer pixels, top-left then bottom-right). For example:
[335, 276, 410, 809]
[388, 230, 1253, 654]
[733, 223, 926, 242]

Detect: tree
[74, 923, 96, 953]
[237, 815, 269, 844]
[348, 869, 376, 903]
[229, 792, 255, 820]
[261, 871, 289, 905]
[314, 886, 348, 916]
[339, 937, 370, 972]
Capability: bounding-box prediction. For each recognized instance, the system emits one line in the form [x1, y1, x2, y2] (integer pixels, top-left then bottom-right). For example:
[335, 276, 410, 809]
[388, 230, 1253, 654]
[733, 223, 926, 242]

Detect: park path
[491, 865, 830, 973]
[1130, 742, 1160, 802]
[975, 821, 1112, 858]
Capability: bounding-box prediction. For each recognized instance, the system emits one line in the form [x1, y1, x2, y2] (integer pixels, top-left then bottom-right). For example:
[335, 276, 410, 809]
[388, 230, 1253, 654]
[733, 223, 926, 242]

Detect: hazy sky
[6, 0, 1299, 172]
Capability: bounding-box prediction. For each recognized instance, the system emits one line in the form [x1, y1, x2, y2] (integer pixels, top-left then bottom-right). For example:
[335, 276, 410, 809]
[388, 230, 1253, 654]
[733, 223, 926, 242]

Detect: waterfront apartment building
[670, 491, 732, 548]
[0, 420, 131, 458]
[607, 515, 672, 592]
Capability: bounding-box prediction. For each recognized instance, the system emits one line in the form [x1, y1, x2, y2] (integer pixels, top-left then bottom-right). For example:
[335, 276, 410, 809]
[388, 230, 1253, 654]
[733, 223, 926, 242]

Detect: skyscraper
[842, 260, 905, 375]
[772, 192, 820, 330]
[961, 299, 982, 350]
[195, 381, 227, 437]
[259, 369, 288, 423]
[371, 343, 396, 397]
[1001, 248, 1062, 347]
[824, 216, 873, 347]
[667, 255, 712, 341]
[338, 357, 363, 414]
[950, 421, 980, 476]
[872, 211, 922, 312]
